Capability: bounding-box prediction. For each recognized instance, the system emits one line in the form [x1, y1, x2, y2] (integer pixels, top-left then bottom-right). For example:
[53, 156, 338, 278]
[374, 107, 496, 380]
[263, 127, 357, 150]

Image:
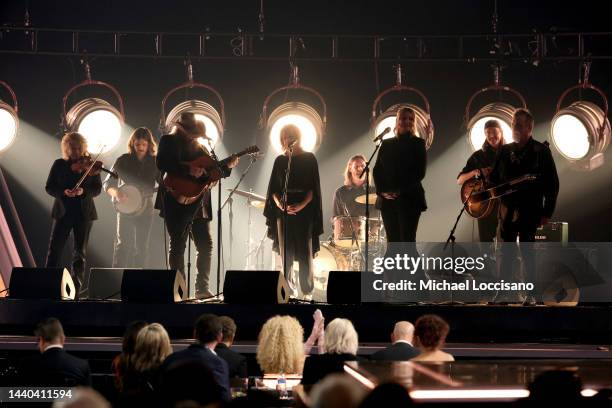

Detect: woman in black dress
[263, 124, 323, 298]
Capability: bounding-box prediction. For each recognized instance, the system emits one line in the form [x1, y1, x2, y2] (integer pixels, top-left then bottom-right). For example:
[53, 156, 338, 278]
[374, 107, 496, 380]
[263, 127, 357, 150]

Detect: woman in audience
[411, 314, 454, 362]
[120, 323, 173, 400]
[256, 315, 306, 375]
[301, 318, 359, 385]
[112, 320, 147, 392]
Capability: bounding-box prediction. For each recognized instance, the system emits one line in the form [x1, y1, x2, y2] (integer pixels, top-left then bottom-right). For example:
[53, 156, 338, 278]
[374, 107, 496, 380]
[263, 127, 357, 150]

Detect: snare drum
[332, 216, 365, 248]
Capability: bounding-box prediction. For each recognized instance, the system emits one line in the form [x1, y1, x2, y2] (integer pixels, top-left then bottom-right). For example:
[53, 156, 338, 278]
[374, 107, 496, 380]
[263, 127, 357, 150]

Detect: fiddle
[71, 157, 118, 178]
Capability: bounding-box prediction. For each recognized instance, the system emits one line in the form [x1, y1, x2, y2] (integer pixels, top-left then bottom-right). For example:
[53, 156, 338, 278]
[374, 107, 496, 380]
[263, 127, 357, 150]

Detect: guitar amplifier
[535, 222, 568, 244]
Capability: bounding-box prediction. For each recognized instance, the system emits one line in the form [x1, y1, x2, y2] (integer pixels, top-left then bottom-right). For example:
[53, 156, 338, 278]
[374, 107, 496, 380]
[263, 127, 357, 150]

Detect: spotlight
[371, 65, 434, 149]
[0, 81, 19, 153]
[261, 65, 326, 153]
[550, 62, 610, 170]
[62, 62, 124, 154]
[464, 65, 526, 151]
[161, 59, 225, 148]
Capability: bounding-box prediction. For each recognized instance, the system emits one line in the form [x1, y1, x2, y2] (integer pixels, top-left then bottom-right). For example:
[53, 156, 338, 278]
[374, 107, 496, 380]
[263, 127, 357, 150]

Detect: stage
[1, 299, 612, 345]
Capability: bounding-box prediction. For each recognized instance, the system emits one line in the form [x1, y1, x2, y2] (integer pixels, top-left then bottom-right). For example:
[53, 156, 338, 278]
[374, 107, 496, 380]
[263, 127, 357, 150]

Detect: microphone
[373, 127, 392, 142]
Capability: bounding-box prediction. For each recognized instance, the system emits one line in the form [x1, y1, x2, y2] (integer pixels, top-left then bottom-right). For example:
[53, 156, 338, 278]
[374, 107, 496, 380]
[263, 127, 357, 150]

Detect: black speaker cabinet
[327, 271, 361, 304]
[121, 269, 186, 303]
[223, 270, 289, 304]
[9, 267, 76, 300]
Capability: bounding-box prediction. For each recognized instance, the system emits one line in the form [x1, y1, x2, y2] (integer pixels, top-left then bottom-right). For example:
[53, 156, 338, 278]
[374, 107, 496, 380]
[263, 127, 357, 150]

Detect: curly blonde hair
[256, 316, 305, 375]
[131, 323, 172, 373]
[60, 132, 88, 160]
[324, 318, 358, 355]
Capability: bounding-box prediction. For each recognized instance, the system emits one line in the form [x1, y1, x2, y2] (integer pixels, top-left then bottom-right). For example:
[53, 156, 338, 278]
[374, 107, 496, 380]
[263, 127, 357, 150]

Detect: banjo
[113, 185, 157, 216]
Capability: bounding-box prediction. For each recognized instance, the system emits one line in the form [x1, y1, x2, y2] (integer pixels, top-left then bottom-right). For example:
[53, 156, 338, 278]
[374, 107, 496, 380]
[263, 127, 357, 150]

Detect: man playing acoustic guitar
[156, 112, 239, 298]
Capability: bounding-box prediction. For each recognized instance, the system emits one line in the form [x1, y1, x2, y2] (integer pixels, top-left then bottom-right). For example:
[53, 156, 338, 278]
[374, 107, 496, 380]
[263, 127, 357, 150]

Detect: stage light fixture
[261, 65, 326, 153]
[371, 65, 434, 149]
[465, 65, 526, 151]
[62, 62, 124, 154]
[550, 62, 610, 170]
[161, 59, 225, 149]
[0, 81, 19, 153]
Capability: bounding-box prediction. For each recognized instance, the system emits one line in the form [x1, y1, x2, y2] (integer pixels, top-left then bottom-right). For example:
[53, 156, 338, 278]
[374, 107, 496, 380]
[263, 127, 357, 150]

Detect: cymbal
[227, 188, 266, 202]
[250, 200, 266, 209]
[354, 193, 378, 204]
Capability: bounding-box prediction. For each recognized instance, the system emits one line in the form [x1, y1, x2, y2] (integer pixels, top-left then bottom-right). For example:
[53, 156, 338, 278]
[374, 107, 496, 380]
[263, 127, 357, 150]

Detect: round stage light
[373, 104, 434, 149]
[165, 100, 223, 148]
[66, 98, 123, 154]
[267, 102, 324, 153]
[551, 101, 610, 167]
[0, 101, 18, 152]
[466, 103, 515, 151]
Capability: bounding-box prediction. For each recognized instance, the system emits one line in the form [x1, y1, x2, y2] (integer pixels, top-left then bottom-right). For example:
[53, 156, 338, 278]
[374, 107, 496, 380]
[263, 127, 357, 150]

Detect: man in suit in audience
[215, 316, 248, 378]
[370, 321, 420, 361]
[21, 317, 91, 386]
[161, 314, 230, 402]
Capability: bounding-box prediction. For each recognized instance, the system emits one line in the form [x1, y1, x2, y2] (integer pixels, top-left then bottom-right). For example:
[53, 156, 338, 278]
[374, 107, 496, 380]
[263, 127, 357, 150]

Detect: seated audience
[112, 320, 147, 391]
[215, 316, 248, 378]
[358, 382, 413, 408]
[304, 309, 325, 355]
[301, 318, 359, 386]
[256, 315, 305, 376]
[21, 317, 91, 386]
[370, 321, 420, 361]
[120, 323, 172, 397]
[160, 359, 226, 408]
[161, 314, 230, 402]
[52, 387, 110, 408]
[309, 373, 367, 408]
[525, 370, 583, 404]
[411, 314, 454, 362]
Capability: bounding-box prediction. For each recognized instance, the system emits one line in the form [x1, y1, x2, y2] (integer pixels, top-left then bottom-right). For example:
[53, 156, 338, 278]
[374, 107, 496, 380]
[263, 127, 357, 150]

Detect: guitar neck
[219, 147, 257, 164]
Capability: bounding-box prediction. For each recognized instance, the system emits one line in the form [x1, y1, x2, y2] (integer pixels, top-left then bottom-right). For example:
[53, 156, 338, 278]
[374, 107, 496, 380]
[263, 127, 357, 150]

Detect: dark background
[1, 0, 611, 293]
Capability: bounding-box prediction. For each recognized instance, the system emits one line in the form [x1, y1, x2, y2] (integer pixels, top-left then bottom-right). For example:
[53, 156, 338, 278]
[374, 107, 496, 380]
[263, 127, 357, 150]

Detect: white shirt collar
[393, 339, 413, 347]
[43, 344, 64, 352]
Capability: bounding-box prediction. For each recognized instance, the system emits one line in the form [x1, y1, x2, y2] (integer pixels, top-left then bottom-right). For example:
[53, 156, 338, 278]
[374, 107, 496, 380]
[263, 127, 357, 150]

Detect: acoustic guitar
[461, 174, 537, 218]
[164, 145, 260, 205]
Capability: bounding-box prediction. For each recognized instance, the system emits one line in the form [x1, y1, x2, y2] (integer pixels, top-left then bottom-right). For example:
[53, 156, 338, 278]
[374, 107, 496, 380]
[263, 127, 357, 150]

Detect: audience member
[256, 315, 305, 375]
[309, 373, 367, 408]
[161, 314, 230, 402]
[358, 383, 413, 408]
[112, 320, 147, 391]
[370, 321, 420, 361]
[526, 370, 583, 404]
[301, 318, 359, 386]
[52, 387, 111, 408]
[21, 317, 91, 386]
[215, 316, 248, 378]
[411, 314, 454, 362]
[304, 309, 325, 355]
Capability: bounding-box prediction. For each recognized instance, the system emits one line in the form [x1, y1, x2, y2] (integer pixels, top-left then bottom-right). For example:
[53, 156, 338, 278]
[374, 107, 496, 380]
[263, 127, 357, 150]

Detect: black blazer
[161, 343, 230, 402]
[370, 342, 420, 361]
[45, 158, 102, 220]
[215, 343, 248, 378]
[21, 347, 91, 386]
[301, 353, 358, 385]
[373, 133, 427, 211]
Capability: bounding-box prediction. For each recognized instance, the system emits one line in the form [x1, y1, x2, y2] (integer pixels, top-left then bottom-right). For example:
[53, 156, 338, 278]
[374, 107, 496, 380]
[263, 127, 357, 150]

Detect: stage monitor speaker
[121, 269, 186, 303]
[9, 267, 75, 300]
[224, 270, 289, 304]
[89, 268, 139, 300]
[327, 271, 361, 304]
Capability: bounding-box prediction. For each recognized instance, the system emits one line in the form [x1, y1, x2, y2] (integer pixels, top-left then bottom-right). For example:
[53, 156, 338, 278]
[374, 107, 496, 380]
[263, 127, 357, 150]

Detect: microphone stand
[281, 145, 295, 287]
[359, 140, 383, 272]
[205, 142, 224, 299]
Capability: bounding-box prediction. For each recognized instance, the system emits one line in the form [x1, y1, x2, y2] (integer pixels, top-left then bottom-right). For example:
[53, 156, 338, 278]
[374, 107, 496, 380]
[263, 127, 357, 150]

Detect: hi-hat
[228, 188, 266, 202]
[354, 193, 378, 204]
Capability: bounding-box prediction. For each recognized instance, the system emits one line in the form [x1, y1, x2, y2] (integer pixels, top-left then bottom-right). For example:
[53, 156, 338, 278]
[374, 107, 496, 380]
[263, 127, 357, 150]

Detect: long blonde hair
[127, 127, 157, 156]
[256, 316, 305, 374]
[60, 132, 88, 160]
[280, 124, 301, 152]
[343, 155, 367, 187]
[131, 323, 172, 373]
[395, 106, 417, 136]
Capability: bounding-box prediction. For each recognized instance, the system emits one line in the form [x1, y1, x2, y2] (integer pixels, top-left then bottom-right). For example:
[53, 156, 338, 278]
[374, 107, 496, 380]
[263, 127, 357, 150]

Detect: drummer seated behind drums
[332, 155, 381, 244]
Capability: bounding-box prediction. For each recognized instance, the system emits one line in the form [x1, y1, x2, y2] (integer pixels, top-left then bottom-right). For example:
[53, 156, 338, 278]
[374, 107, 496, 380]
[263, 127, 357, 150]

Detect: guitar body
[461, 178, 495, 219]
[163, 145, 260, 205]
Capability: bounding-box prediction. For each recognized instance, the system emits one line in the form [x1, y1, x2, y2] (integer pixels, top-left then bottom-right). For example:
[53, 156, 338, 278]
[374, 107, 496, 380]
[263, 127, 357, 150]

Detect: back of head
[194, 314, 222, 344]
[160, 359, 224, 407]
[528, 370, 583, 402]
[310, 374, 367, 408]
[218, 316, 237, 344]
[392, 321, 414, 343]
[122, 321, 147, 355]
[132, 323, 172, 373]
[324, 318, 359, 355]
[35, 317, 65, 344]
[52, 387, 110, 408]
[359, 383, 413, 408]
[256, 315, 305, 374]
[414, 314, 449, 350]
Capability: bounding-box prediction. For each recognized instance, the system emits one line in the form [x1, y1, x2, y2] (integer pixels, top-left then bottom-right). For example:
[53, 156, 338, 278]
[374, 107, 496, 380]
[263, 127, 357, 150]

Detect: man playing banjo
[104, 127, 160, 268]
